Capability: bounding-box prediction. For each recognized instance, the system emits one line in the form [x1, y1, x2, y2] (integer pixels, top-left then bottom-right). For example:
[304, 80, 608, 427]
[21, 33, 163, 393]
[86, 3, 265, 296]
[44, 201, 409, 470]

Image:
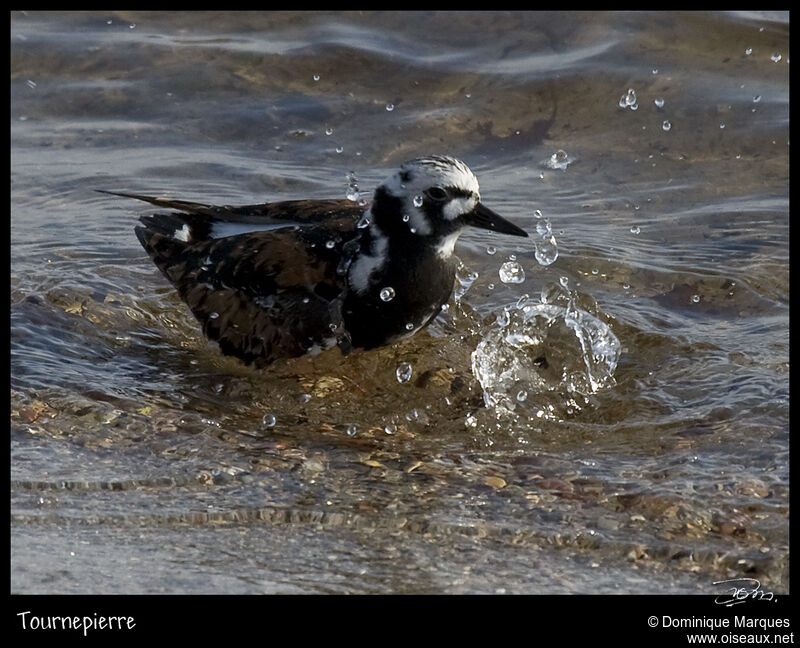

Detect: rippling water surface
[11, 11, 789, 594]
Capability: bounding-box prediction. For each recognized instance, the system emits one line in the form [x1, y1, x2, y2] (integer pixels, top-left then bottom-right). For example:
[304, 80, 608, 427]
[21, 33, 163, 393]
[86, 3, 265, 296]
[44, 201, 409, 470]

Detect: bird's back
[124, 192, 365, 366]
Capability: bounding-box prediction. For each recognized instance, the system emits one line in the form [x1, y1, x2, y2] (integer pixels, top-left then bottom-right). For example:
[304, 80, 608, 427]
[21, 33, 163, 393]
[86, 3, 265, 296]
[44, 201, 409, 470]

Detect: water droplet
[544, 149, 571, 170]
[402, 214, 410, 223]
[516, 389, 528, 403]
[662, 120, 672, 131]
[536, 219, 552, 237]
[487, 283, 495, 290]
[208, 312, 219, 319]
[630, 225, 641, 234]
[654, 97, 665, 108]
[385, 103, 394, 111]
[412, 195, 423, 208]
[619, 88, 638, 110]
[534, 236, 558, 266]
[335, 146, 343, 154]
[719, 123, 726, 129]
[313, 74, 320, 81]
[499, 261, 525, 284]
[128, 23, 136, 29]
[262, 413, 276, 428]
[346, 424, 357, 437]
[591, 268, 599, 275]
[745, 47, 753, 56]
[405, 322, 415, 331]
[753, 95, 761, 103]
[325, 240, 336, 249]
[454, 262, 479, 301]
[379, 286, 396, 302]
[325, 127, 333, 135]
[486, 245, 496, 256]
[383, 424, 397, 435]
[771, 53, 782, 63]
[396, 361, 412, 384]
[691, 294, 701, 303]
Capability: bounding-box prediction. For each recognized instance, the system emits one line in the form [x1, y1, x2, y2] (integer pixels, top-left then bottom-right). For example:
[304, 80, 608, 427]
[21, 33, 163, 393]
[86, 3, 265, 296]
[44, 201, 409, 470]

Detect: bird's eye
[424, 187, 448, 202]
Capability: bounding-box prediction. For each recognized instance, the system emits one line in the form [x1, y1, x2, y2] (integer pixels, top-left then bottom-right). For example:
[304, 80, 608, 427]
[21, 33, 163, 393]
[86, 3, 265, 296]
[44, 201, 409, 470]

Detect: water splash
[470, 279, 620, 420]
[345, 171, 360, 202]
[454, 260, 479, 302]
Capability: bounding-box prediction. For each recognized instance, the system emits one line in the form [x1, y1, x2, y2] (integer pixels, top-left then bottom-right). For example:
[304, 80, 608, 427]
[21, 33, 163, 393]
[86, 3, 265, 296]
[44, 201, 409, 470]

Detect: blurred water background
[11, 10, 789, 594]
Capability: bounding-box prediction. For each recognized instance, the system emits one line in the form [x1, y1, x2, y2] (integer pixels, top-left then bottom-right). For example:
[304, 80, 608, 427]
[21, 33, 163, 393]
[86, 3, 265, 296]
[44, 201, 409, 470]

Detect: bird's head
[370, 155, 528, 257]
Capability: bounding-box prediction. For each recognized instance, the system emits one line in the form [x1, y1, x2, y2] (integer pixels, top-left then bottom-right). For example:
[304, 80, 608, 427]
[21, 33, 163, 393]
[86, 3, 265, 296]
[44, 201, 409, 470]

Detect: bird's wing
[135, 225, 356, 366]
[98, 190, 365, 239]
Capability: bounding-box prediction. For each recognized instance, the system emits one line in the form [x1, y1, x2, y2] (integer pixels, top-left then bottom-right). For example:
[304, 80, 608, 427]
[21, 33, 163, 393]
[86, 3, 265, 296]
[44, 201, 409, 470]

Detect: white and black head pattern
[374, 155, 481, 238]
[348, 155, 527, 295]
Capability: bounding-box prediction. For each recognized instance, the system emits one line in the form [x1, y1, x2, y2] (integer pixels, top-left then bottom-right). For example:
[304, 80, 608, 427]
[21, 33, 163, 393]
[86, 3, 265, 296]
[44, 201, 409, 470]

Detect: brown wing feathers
[135, 213, 350, 366]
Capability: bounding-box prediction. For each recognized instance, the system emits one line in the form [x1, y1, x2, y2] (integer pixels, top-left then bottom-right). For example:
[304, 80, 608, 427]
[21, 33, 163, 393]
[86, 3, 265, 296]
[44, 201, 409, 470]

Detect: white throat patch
[435, 230, 461, 259]
[348, 221, 388, 294]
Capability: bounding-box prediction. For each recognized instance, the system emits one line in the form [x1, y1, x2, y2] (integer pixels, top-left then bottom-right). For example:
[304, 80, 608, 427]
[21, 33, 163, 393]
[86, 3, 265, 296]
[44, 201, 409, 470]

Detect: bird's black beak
[465, 202, 528, 237]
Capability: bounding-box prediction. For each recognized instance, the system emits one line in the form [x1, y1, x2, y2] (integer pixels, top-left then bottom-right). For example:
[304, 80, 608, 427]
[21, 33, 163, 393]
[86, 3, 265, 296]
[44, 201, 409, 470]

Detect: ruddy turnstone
[101, 155, 528, 367]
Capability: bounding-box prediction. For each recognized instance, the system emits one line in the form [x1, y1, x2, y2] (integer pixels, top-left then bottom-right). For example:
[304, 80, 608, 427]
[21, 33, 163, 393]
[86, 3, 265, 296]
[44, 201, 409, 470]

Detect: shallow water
[11, 10, 789, 594]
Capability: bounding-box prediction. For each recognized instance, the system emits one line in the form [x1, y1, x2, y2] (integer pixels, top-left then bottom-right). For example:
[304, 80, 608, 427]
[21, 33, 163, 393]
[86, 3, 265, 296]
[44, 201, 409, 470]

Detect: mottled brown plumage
[129, 200, 361, 367]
